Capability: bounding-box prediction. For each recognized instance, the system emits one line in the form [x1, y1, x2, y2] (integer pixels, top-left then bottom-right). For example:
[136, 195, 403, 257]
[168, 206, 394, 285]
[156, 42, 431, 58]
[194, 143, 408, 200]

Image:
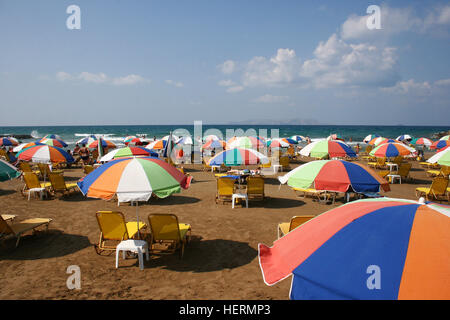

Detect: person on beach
[73, 143, 80, 155]
[79, 144, 90, 165]
[355, 143, 361, 154]
[416, 143, 424, 160]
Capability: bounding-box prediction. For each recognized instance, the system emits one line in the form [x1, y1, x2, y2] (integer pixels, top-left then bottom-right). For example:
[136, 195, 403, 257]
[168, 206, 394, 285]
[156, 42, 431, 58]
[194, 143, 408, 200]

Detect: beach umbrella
[146, 139, 167, 150]
[0, 137, 19, 147]
[76, 135, 98, 145]
[291, 135, 306, 143]
[13, 142, 45, 153]
[259, 197, 450, 300]
[439, 135, 450, 141]
[0, 158, 21, 182]
[88, 139, 116, 149]
[396, 134, 413, 142]
[278, 160, 390, 194]
[203, 135, 221, 142]
[369, 143, 415, 158]
[39, 138, 68, 148]
[124, 136, 144, 146]
[299, 140, 356, 159]
[267, 138, 294, 148]
[77, 158, 192, 197]
[226, 136, 264, 150]
[202, 139, 226, 150]
[42, 134, 62, 140]
[411, 137, 433, 147]
[327, 134, 345, 141]
[78, 156, 192, 237]
[161, 135, 180, 144]
[430, 140, 450, 150]
[177, 136, 195, 145]
[208, 148, 269, 166]
[374, 138, 400, 146]
[427, 147, 450, 167]
[363, 134, 380, 143]
[16, 145, 74, 164]
[99, 147, 158, 162]
[368, 137, 386, 146]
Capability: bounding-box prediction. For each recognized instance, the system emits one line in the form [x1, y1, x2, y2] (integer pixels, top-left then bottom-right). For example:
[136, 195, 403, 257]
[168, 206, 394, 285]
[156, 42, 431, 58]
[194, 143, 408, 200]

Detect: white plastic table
[115, 240, 150, 270]
[386, 163, 398, 172]
[272, 164, 283, 172]
[26, 187, 45, 201]
[232, 193, 248, 209]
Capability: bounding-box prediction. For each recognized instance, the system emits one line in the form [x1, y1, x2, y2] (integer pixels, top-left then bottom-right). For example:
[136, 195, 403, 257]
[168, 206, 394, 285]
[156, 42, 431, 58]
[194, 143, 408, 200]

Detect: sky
[0, 0, 449, 126]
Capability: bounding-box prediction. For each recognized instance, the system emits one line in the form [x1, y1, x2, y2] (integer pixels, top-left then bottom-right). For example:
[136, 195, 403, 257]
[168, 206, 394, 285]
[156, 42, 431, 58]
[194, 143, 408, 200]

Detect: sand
[0, 155, 439, 300]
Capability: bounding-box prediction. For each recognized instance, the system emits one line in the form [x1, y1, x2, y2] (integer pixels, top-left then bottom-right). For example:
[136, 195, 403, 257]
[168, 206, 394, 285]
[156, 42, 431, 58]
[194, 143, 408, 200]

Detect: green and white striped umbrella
[0, 159, 21, 182]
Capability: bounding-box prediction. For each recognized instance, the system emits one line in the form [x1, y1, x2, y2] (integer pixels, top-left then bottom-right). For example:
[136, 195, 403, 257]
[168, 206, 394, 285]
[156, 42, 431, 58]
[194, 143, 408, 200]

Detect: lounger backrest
[83, 165, 94, 174]
[289, 215, 315, 232]
[441, 166, 450, 176]
[280, 157, 290, 167]
[48, 173, 66, 191]
[377, 157, 386, 165]
[247, 176, 264, 195]
[37, 163, 50, 177]
[217, 178, 235, 196]
[19, 162, 32, 172]
[96, 211, 129, 241]
[365, 145, 373, 153]
[23, 172, 41, 189]
[0, 215, 13, 235]
[431, 177, 449, 195]
[398, 163, 412, 176]
[148, 214, 180, 242]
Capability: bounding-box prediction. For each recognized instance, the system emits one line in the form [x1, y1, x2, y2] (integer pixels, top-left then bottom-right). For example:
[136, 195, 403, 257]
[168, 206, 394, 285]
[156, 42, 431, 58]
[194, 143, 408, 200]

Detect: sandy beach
[0, 155, 438, 300]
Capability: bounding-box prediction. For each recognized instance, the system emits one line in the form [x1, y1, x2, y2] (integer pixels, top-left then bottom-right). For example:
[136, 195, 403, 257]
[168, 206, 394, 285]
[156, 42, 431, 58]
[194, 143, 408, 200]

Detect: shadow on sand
[143, 237, 258, 272]
[0, 230, 92, 260]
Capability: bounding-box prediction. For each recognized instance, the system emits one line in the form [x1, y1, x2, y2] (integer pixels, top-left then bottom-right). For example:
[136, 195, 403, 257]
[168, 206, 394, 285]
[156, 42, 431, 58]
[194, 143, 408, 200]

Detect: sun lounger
[22, 172, 51, 200]
[246, 176, 264, 201]
[278, 215, 315, 239]
[48, 172, 79, 196]
[1, 214, 16, 222]
[19, 162, 41, 176]
[292, 187, 335, 204]
[147, 213, 191, 258]
[0, 215, 52, 247]
[387, 163, 412, 184]
[215, 177, 235, 204]
[94, 211, 147, 254]
[415, 177, 449, 203]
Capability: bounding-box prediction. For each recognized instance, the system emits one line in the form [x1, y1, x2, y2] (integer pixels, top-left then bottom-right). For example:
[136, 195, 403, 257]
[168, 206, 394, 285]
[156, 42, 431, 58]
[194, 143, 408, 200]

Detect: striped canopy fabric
[427, 147, 450, 166]
[363, 134, 380, 143]
[411, 137, 433, 147]
[374, 138, 401, 146]
[278, 160, 390, 193]
[439, 135, 450, 141]
[88, 139, 116, 149]
[39, 138, 68, 148]
[99, 147, 158, 162]
[267, 138, 296, 148]
[77, 157, 192, 203]
[13, 142, 44, 153]
[0, 137, 19, 147]
[16, 145, 74, 164]
[208, 148, 269, 166]
[430, 140, 450, 150]
[42, 134, 62, 140]
[0, 159, 21, 182]
[368, 137, 387, 146]
[369, 143, 415, 158]
[76, 135, 98, 145]
[226, 136, 264, 150]
[124, 136, 144, 146]
[299, 140, 356, 159]
[146, 139, 167, 150]
[258, 198, 450, 300]
[291, 135, 306, 142]
[202, 139, 226, 150]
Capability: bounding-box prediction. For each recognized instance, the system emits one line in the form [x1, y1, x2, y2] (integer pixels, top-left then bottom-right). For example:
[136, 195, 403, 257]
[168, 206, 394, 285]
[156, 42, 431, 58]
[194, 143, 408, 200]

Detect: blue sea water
[0, 124, 448, 148]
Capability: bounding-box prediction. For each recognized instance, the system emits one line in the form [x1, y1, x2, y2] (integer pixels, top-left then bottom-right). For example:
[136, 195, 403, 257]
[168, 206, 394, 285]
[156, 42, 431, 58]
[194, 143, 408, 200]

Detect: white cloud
[55, 72, 148, 85]
[435, 78, 450, 86]
[218, 79, 236, 87]
[381, 79, 432, 95]
[253, 94, 289, 103]
[340, 4, 450, 40]
[165, 79, 184, 87]
[226, 86, 244, 93]
[219, 60, 236, 74]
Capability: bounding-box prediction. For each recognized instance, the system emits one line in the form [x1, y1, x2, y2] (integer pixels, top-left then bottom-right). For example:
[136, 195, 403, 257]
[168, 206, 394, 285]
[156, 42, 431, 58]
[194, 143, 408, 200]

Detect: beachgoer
[73, 144, 81, 155]
[79, 144, 90, 165]
[355, 143, 361, 154]
[416, 143, 424, 160]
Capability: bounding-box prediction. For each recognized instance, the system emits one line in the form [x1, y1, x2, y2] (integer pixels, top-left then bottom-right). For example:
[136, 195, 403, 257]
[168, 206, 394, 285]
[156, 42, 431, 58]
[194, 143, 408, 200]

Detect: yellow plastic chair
[95, 211, 147, 254]
[280, 156, 290, 170]
[22, 172, 52, 200]
[387, 163, 412, 183]
[48, 173, 79, 196]
[246, 176, 264, 201]
[37, 163, 63, 179]
[0, 215, 52, 247]
[147, 213, 191, 258]
[278, 215, 315, 239]
[415, 177, 449, 202]
[215, 177, 235, 204]
[427, 166, 450, 178]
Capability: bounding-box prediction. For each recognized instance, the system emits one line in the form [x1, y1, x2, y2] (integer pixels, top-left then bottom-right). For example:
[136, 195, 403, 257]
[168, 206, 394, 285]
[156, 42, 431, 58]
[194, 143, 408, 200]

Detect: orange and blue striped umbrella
[0, 137, 19, 146]
[40, 138, 68, 148]
[369, 142, 415, 158]
[16, 145, 74, 164]
[88, 139, 116, 149]
[430, 140, 450, 150]
[259, 198, 450, 300]
[146, 139, 167, 150]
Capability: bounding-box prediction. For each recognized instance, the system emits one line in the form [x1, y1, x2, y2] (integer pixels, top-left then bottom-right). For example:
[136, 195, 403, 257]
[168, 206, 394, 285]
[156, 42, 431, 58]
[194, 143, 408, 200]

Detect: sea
[0, 124, 448, 149]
